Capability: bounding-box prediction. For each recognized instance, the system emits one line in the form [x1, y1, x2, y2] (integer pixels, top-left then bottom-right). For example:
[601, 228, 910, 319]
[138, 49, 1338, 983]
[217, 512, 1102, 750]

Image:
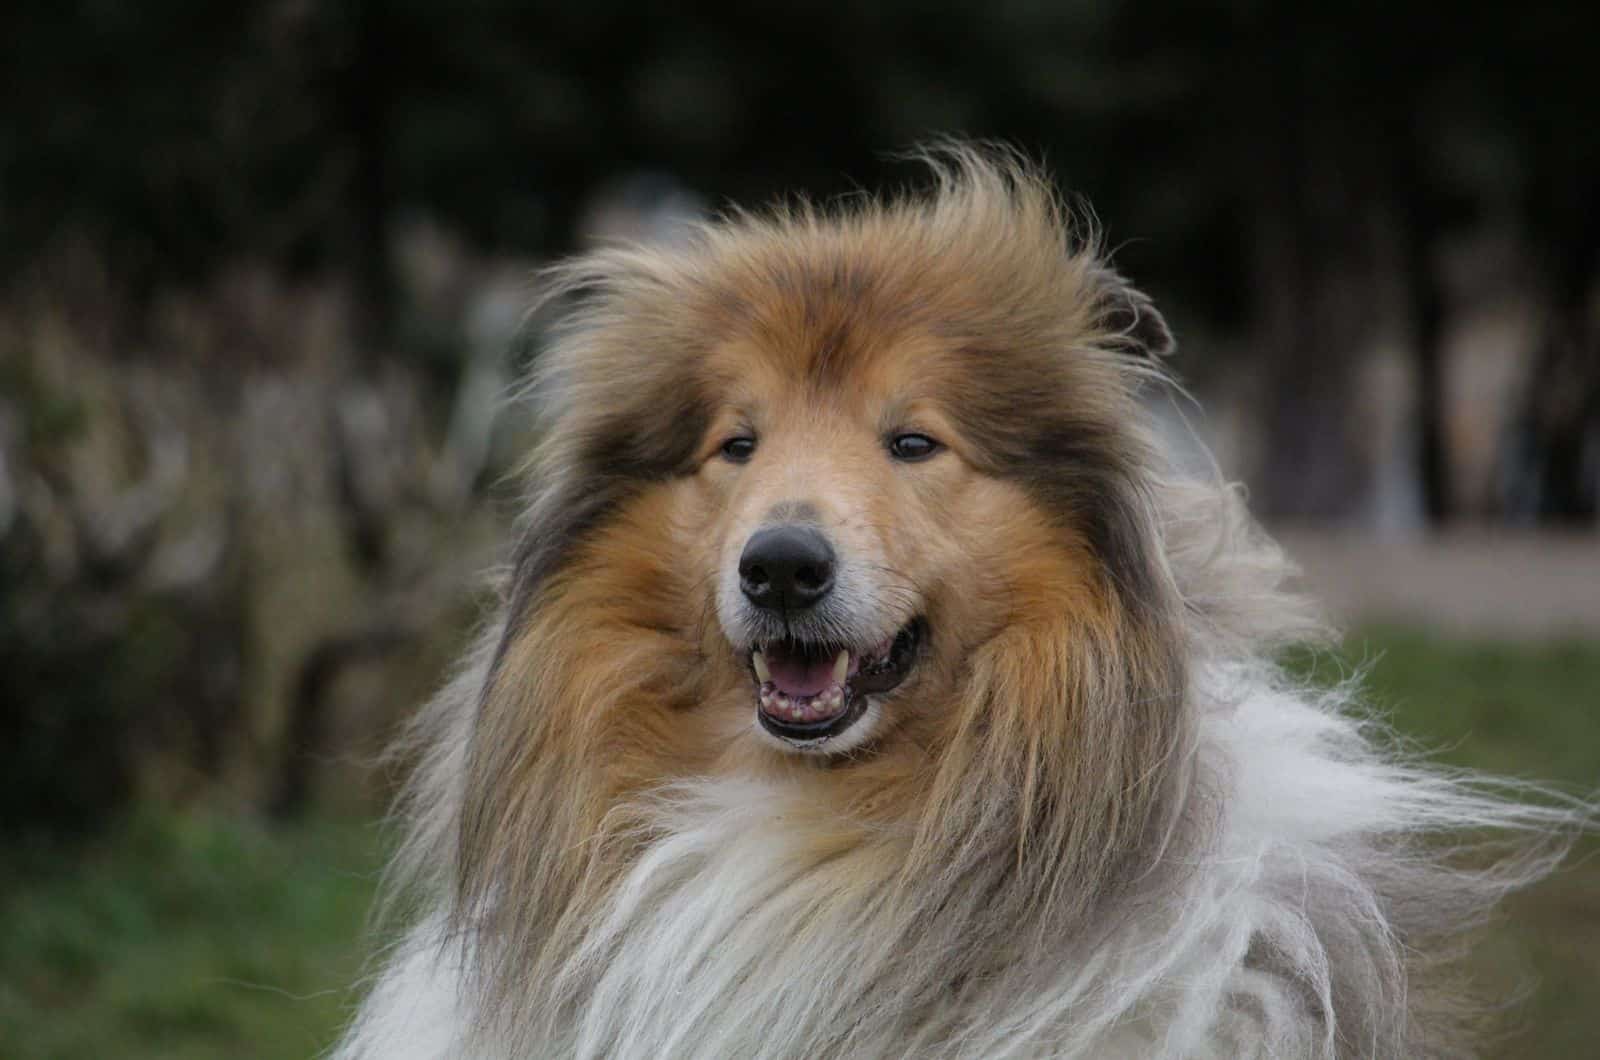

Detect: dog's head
[450, 150, 1198, 1030]
[489, 147, 1184, 783]
[695, 299, 1167, 754]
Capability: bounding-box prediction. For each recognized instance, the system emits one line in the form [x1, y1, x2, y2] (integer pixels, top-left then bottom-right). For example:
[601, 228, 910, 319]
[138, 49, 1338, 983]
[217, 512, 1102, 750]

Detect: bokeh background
[2, 2, 1597, 1056]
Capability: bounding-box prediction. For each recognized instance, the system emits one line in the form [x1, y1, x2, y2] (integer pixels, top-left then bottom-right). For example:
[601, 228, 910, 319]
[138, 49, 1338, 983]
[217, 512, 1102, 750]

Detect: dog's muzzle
[748, 620, 923, 745]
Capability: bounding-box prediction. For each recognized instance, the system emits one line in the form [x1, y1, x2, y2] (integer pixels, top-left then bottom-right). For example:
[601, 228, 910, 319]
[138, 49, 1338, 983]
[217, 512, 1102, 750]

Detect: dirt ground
[1275, 529, 1600, 639]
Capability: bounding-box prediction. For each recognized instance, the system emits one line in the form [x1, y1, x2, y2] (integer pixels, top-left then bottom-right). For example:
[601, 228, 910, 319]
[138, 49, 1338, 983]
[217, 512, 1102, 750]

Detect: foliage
[0, 813, 384, 1060]
[0, 543, 161, 835]
[3, 2, 1593, 302]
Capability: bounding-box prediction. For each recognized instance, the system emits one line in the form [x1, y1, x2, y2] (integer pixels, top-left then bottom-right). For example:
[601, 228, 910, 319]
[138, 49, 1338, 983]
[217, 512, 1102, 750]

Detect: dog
[336, 146, 1582, 1058]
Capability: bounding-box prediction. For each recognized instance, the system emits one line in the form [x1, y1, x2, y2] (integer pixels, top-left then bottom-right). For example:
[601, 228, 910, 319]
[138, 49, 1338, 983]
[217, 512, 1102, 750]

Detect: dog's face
[492, 155, 1181, 783]
[688, 332, 1045, 754]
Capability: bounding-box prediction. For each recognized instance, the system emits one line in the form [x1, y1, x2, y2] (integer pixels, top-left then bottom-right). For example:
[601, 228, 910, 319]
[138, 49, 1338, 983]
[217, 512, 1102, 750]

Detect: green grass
[0, 812, 385, 1060]
[1294, 627, 1600, 1056]
[1292, 626, 1600, 787]
[1, 627, 1596, 1057]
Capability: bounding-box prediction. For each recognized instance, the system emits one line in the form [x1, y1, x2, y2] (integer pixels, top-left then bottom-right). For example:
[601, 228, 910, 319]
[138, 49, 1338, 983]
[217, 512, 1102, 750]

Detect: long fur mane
[336, 147, 1588, 1060]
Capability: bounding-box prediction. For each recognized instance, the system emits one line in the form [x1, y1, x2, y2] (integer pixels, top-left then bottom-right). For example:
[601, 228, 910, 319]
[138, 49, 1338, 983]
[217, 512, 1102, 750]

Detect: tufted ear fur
[1094, 267, 1175, 359]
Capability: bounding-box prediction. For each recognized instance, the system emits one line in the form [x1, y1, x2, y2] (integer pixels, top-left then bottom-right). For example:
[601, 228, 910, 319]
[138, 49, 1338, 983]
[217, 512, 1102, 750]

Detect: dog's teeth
[752, 651, 771, 683]
[832, 650, 849, 685]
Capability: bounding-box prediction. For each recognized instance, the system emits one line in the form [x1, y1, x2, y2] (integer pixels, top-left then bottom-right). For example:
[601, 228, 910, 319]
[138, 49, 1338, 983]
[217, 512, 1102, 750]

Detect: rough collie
[337, 146, 1583, 1058]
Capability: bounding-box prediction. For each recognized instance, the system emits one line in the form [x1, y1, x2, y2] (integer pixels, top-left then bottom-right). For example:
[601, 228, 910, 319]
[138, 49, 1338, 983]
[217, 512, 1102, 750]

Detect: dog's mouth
[749, 619, 923, 745]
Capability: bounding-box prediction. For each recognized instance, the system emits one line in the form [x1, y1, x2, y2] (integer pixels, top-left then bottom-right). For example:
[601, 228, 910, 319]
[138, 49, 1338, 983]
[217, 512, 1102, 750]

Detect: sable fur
[336, 146, 1587, 1059]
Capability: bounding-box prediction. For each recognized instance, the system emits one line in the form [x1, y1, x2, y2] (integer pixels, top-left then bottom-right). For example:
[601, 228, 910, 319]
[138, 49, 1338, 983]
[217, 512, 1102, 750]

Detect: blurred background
[1, 1, 1596, 1056]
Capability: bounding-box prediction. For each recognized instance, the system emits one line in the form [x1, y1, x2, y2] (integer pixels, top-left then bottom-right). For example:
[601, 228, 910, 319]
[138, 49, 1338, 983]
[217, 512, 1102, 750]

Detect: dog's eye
[888, 433, 942, 462]
[720, 436, 757, 463]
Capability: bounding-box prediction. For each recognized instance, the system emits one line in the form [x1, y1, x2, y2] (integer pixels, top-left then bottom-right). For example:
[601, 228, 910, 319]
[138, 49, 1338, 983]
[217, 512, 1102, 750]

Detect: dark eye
[888, 433, 942, 462]
[720, 435, 757, 463]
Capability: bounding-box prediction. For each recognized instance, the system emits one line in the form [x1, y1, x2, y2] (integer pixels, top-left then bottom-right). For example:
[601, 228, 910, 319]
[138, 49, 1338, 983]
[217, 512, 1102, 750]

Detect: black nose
[739, 526, 836, 613]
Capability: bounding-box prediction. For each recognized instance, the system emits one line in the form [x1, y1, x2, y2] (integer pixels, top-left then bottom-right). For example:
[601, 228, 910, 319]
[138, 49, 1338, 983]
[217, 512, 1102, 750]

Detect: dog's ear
[1093, 267, 1175, 359]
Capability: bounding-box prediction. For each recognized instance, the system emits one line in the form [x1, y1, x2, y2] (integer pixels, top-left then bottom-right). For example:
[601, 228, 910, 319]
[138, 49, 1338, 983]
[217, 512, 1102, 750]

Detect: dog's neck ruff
[338, 657, 1555, 1060]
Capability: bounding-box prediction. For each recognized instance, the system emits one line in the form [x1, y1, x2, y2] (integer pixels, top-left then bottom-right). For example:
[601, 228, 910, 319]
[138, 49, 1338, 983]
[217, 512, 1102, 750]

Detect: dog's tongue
[763, 645, 839, 698]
